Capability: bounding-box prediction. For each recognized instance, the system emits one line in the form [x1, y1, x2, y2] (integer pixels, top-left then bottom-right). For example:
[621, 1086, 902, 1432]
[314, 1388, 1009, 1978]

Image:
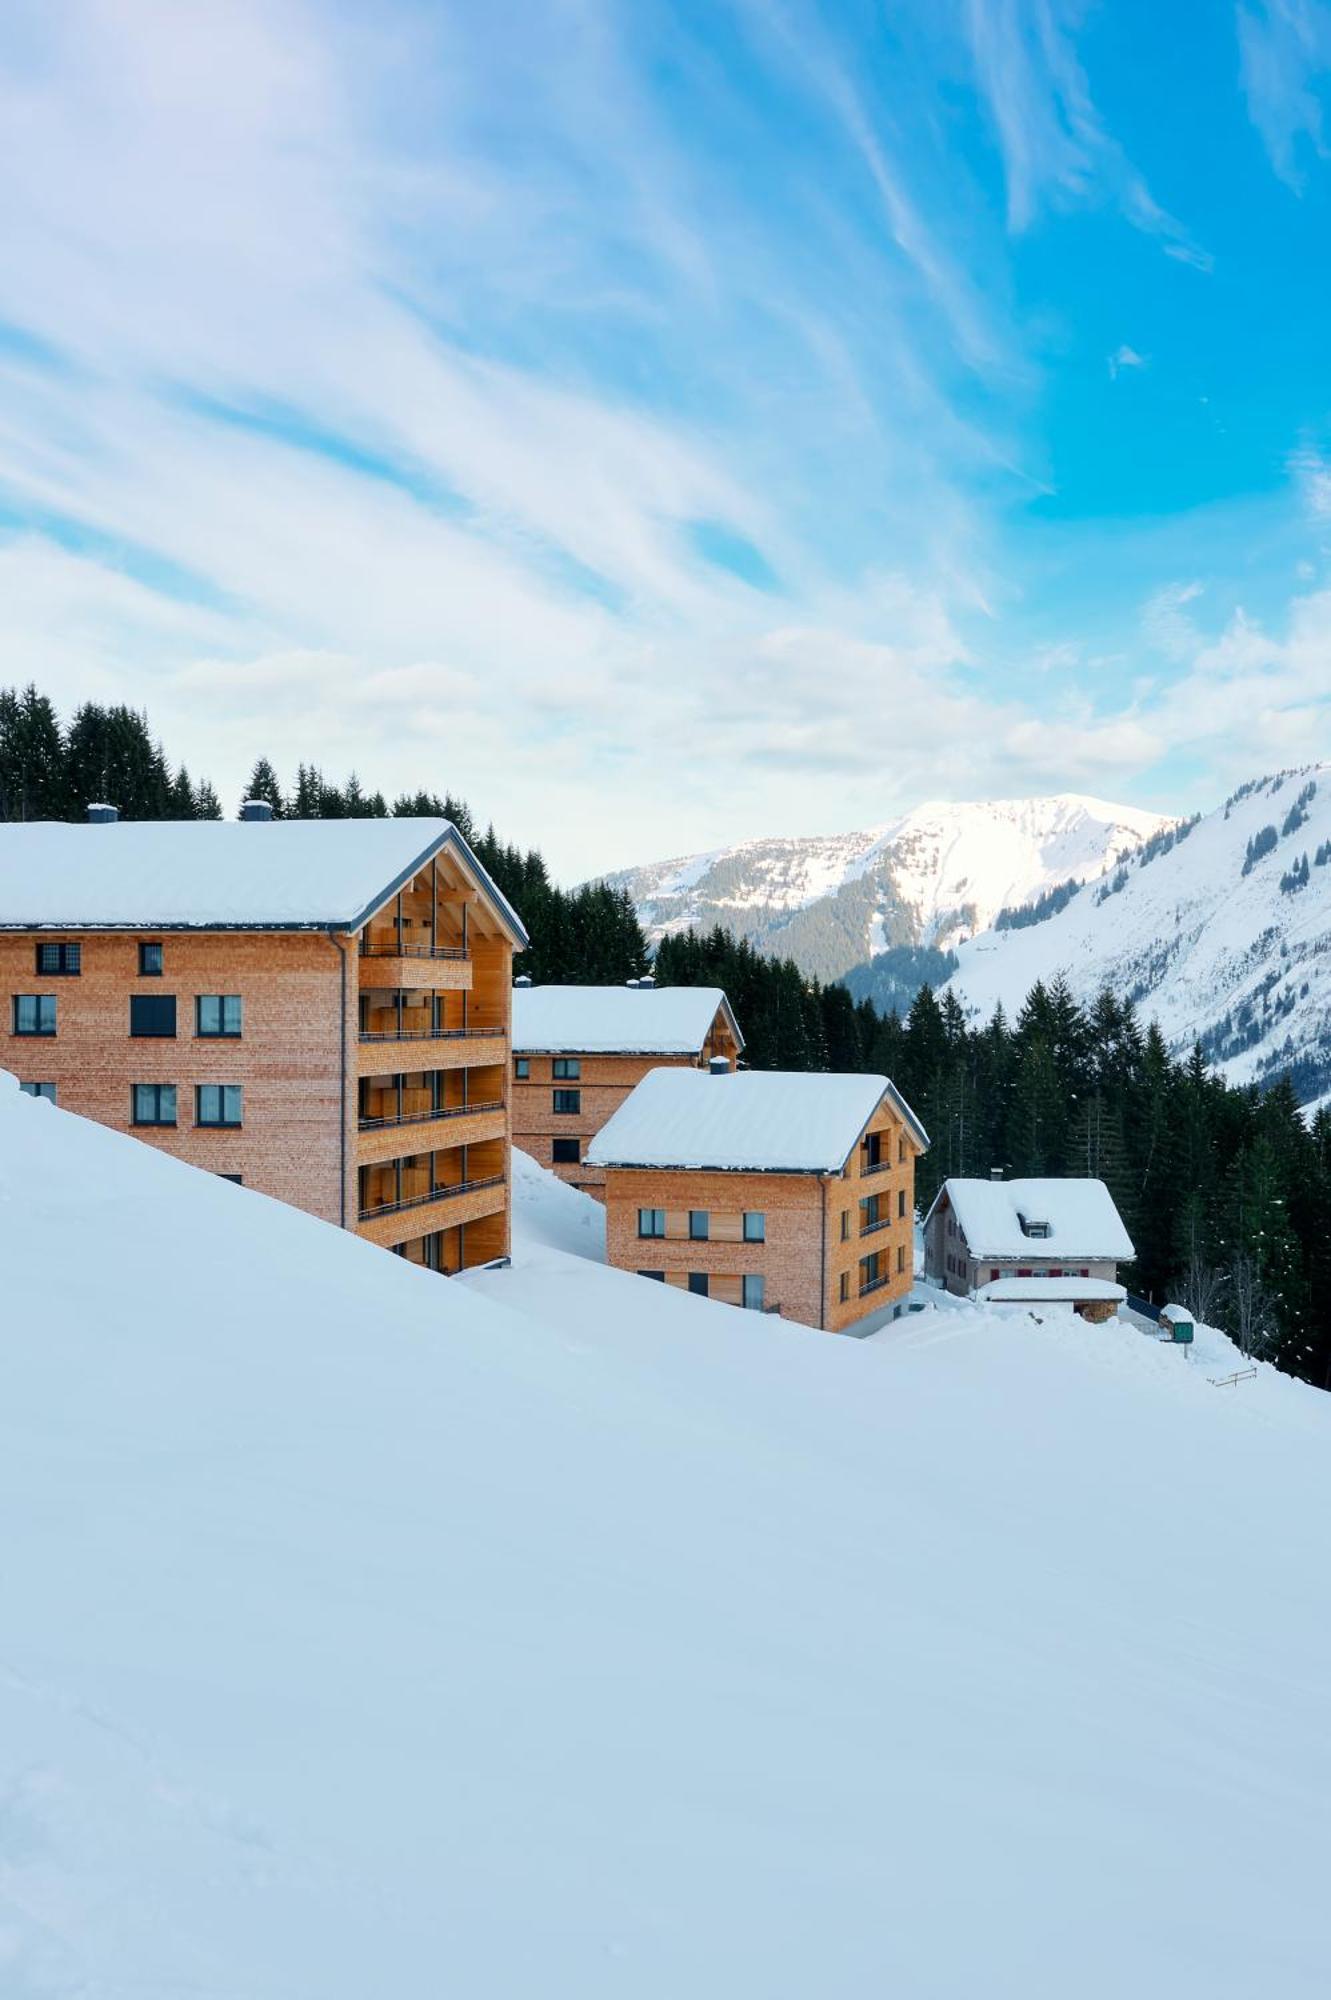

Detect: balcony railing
[859, 1215, 892, 1237]
[359, 943, 469, 960]
[358, 1172, 506, 1223]
[358, 1098, 504, 1133]
[859, 1158, 893, 1176]
[358, 1025, 506, 1043]
[858, 1272, 893, 1298]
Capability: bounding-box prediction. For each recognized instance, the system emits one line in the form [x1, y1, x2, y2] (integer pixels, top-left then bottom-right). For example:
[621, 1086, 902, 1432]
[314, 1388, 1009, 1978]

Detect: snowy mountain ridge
[604, 794, 1171, 984]
[947, 764, 1331, 1102]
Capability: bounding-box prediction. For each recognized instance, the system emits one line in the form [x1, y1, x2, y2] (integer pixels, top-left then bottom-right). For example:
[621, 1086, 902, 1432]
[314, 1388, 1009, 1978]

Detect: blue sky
[2, 0, 1331, 876]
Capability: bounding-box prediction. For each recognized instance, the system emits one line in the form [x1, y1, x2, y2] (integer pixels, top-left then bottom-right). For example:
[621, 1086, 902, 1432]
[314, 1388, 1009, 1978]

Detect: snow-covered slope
[947, 767, 1331, 1102]
[604, 795, 1170, 982]
[5, 1077, 1331, 1997]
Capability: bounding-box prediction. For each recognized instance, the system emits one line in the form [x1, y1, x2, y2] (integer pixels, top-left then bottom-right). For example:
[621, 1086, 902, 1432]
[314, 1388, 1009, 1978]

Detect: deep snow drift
[4, 1078, 1331, 1997]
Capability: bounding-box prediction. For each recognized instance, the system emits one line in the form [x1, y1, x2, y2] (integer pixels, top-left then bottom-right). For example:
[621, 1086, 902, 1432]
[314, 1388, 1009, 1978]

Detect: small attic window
[1017, 1212, 1051, 1239]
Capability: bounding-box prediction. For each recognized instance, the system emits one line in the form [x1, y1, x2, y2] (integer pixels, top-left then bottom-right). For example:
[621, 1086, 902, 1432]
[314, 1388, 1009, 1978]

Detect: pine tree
[241, 758, 285, 818]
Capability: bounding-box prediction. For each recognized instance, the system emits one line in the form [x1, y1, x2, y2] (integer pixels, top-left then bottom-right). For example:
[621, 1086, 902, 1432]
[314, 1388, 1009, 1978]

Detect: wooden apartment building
[0, 805, 528, 1274]
[511, 979, 742, 1194]
[586, 1065, 928, 1330]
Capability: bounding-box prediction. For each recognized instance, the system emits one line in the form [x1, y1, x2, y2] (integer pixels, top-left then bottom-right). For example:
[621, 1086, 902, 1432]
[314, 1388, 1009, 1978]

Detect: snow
[932, 1176, 1136, 1261]
[0, 815, 528, 939]
[947, 766, 1331, 1099]
[586, 1066, 924, 1172]
[1160, 1302, 1193, 1325]
[5, 1074, 1331, 1996]
[513, 983, 741, 1054]
[975, 1276, 1126, 1303]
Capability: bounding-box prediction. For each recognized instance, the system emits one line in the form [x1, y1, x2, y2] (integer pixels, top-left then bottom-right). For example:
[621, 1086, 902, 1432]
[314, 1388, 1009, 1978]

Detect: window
[688, 1273, 709, 1297]
[638, 1207, 666, 1238]
[1016, 1267, 1033, 1279]
[196, 994, 243, 1038]
[862, 1132, 884, 1169]
[19, 1081, 56, 1102]
[196, 1083, 243, 1128]
[218, 1173, 244, 1184]
[552, 1088, 580, 1114]
[132, 1082, 177, 1126]
[897, 1245, 905, 1273]
[637, 1269, 666, 1282]
[742, 1274, 765, 1311]
[514, 1056, 530, 1079]
[840, 1210, 851, 1242]
[839, 1271, 850, 1304]
[989, 1267, 1000, 1282]
[689, 1210, 709, 1241]
[13, 995, 56, 1037]
[552, 1137, 581, 1164]
[898, 1134, 907, 1163]
[552, 1057, 581, 1080]
[130, 994, 176, 1038]
[138, 942, 164, 977]
[742, 1211, 765, 1243]
[863, 1194, 881, 1228]
[35, 942, 80, 976]
[898, 1188, 907, 1219]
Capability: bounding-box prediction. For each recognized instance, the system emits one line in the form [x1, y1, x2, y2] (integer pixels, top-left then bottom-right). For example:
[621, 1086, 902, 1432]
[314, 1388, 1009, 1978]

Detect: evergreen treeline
[0, 685, 222, 820]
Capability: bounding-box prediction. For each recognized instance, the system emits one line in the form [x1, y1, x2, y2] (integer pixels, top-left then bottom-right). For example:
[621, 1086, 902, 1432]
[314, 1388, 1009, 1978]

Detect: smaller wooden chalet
[587, 1065, 928, 1332]
[511, 979, 742, 1196]
[923, 1175, 1134, 1322]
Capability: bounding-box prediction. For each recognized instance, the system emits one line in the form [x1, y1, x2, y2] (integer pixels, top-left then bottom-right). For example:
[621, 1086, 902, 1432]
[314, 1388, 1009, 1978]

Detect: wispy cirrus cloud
[1238, 0, 1331, 186]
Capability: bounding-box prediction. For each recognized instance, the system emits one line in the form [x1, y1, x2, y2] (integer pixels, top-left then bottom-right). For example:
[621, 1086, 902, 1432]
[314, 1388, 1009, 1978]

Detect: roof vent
[990, 1167, 1003, 1181]
[513, 974, 532, 988]
[86, 802, 118, 824]
[240, 798, 274, 822]
[625, 977, 639, 988]
[636, 973, 656, 989]
[709, 1055, 729, 1076]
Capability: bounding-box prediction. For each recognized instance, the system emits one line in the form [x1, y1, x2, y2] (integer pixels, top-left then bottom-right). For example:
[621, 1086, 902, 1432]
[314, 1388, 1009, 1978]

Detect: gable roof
[925, 1177, 1135, 1262]
[512, 983, 742, 1056]
[586, 1067, 927, 1174]
[0, 817, 528, 942]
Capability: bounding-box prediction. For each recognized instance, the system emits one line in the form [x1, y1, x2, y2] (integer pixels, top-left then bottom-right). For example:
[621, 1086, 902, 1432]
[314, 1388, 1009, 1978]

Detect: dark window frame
[688, 1210, 709, 1241]
[138, 941, 164, 977]
[637, 1207, 666, 1239]
[132, 1081, 177, 1127]
[19, 1080, 57, 1102]
[742, 1211, 766, 1242]
[12, 994, 57, 1037]
[130, 993, 177, 1039]
[513, 1056, 530, 1079]
[742, 1273, 765, 1311]
[551, 1136, 581, 1164]
[688, 1272, 709, 1297]
[196, 1082, 243, 1129]
[196, 994, 243, 1039]
[552, 1056, 581, 1080]
[552, 1088, 581, 1115]
[35, 942, 81, 976]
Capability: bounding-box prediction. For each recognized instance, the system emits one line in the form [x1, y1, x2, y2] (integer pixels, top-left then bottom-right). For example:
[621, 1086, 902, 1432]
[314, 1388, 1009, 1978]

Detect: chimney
[625, 977, 639, 988]
[86, 802, 118, 824]
[709, 1055, 729, 1076]
[990, 1167, 1004, 1181]
[636, 973, 656, 989]
[240, 798, 274, 822]
[513, 974, 532, 988]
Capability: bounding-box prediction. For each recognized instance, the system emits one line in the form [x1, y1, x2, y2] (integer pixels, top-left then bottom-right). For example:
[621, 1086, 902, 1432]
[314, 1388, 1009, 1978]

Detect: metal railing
[858, 1272, 893, 1298]
[358, 1024, 506, 1043]
[359, 943, 469, 960]
[859, 1215, 892, 1238]
[358, 1172, 506, 1223]
[358, 1098, 504, 1132]
[859, 1158, 893, 1176]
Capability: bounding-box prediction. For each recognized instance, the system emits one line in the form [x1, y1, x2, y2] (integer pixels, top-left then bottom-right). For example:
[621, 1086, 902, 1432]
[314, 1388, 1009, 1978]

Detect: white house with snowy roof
[923, 1175, 1135, 1322]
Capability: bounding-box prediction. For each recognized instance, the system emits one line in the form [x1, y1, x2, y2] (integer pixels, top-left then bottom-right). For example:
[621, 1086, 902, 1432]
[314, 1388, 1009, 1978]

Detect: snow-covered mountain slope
[6, 1075, 1331, 1997]
[605, 795, 1170, 982]
[947, 766, 1331, 1102]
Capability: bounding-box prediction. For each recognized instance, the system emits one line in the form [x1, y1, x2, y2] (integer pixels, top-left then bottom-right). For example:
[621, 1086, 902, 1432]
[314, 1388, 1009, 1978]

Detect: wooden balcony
[355, 1028, 506, 1076]
[356, 1102, 505, 1165]
[357, 947, 472, 992]
[356, 1173, 507, 1250]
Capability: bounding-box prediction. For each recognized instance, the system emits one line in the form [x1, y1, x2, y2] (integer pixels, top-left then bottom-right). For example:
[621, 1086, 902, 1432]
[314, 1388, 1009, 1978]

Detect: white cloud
[1108, 344, 1148, 379]
[1238, 0, 1331, 187]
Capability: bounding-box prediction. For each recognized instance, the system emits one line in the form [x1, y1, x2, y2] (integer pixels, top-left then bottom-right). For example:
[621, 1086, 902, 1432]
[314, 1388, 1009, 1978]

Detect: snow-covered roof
[586, 1067, 927, 1173]
[0, 816, 528, 941]
[513, 983, 742, 1055]
[975, 1277, 1126, 1304]
[1160, 1303, 1193, 1325]
[926, 1177, 1135, 1261]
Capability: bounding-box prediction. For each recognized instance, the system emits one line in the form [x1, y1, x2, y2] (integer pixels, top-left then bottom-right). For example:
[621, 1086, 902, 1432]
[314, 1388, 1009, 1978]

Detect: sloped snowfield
[3, 1078, 1330, 1998]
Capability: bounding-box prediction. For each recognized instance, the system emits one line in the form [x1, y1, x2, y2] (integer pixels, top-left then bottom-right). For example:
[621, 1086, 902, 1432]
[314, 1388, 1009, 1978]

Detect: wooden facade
[2, 828, 521, 1275]
[601, 1089, 923, 1332]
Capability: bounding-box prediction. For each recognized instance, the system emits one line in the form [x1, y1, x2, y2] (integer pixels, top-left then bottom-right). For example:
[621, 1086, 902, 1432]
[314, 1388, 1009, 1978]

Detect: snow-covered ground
[5, 1077, 1331, 1997]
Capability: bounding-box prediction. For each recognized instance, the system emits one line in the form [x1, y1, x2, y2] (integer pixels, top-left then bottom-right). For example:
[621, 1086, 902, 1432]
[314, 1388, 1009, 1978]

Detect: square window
[638, 1207, 666, 1239]
[552, 1137, 580, 1164]
[35, 942, 80, 976]
[637, 1269, 666, 1282]
[218, 1173, 244, 1184]
[130, 994, 176, 1038]
[689, 1210, 709, 1241]
[552, 1057, 581, 1080]
[742, 1211, 765, 1243]
[196, 994, 243, 1037]
[552, 1088, 580, 1114]
[132, 1082, 177, 1126]
[514, 1056, 530, 1079]
[19, 1080, 56, 1102]
[138, 942, 164, 976]
[742, 1274, 765, 1311]
[13, 994, 56, 1036]
[197, 1083, 243, 1128]
[688, 1272, 709, 1297]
